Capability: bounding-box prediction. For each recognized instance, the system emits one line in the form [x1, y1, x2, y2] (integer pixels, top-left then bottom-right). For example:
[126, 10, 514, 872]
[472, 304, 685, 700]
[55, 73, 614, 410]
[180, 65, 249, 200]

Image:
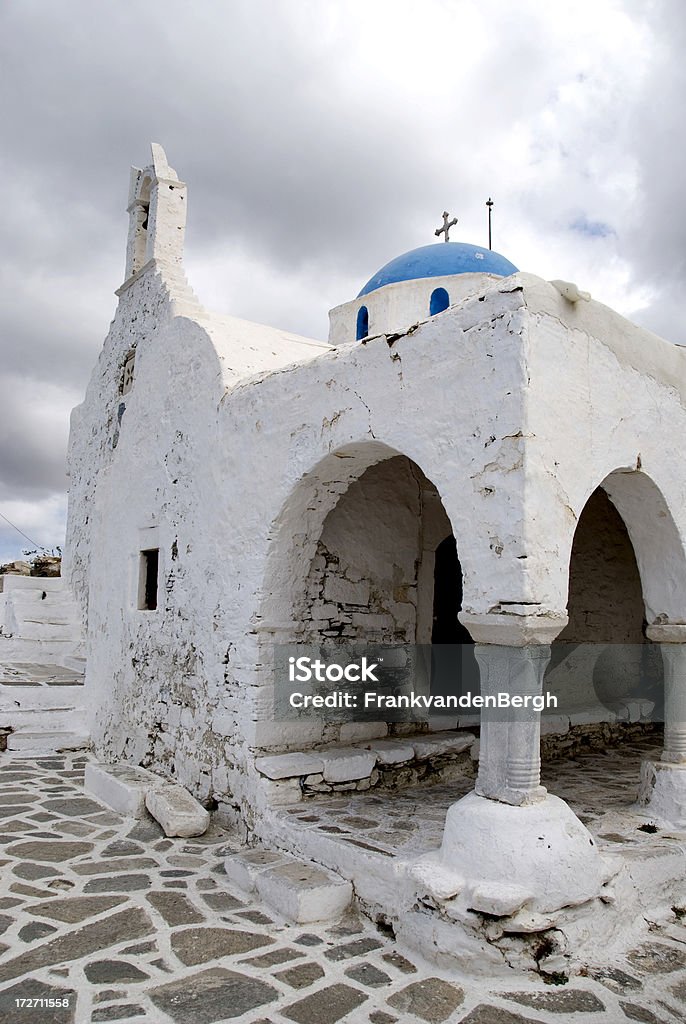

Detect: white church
[5, 144, 686, 966]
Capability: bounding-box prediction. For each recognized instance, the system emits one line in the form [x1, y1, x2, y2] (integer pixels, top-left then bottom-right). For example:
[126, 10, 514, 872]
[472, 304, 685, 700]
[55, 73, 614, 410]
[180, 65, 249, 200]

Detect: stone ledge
[6, 731, 89, 754]
[85, 762, 159, 818]
[85, 761, 210, 834]
[254, 730, 477, 803]
[255, 752, 324, 780]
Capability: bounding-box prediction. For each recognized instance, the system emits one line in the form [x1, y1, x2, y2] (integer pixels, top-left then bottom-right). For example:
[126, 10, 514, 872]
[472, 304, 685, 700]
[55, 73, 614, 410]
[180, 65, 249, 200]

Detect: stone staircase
[0, 574, 89, 753]
[0, 574, 84, 662]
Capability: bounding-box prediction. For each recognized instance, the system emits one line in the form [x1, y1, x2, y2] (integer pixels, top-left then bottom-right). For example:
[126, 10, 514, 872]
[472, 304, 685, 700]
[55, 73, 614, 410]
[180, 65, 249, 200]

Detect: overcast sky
[0, 0, 683, 563]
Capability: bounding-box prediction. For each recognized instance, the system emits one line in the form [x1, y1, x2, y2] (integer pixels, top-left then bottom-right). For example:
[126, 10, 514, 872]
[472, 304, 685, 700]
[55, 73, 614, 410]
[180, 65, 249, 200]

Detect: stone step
[9, 590, 75, 605]
[224, 848, 352, 924]
[0, 638, 84, 662]
[145, 783, 210, 837]
[13, 621, 78, 641]
[6, 730, 90, 753]
[84, 761, 159, 818]
[84, 761, 209, 835]
[62, 654, 87, 673]
[4, 706, 87, 728]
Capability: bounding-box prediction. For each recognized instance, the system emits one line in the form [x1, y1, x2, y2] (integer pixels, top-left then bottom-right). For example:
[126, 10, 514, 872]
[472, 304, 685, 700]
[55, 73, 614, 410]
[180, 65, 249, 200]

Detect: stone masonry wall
[301, 456, 423, 644]
[558, 486, 645, 644]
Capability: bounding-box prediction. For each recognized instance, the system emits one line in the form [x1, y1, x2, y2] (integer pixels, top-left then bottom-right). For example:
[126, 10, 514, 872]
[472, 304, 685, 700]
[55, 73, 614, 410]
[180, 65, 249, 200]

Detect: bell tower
[123, 143, 187, 282]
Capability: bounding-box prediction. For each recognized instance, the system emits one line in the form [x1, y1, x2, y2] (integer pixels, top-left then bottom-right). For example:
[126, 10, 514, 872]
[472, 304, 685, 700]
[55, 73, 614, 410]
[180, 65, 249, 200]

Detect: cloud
[0, 0, 684, 561]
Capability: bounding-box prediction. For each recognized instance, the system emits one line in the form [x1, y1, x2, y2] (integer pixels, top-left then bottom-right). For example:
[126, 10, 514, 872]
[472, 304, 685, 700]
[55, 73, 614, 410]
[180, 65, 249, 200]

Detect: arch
[257, 440, 472, 743]
[429, 287, 450, 316]
[547, 480, 665, 735]
[560, 487, 645, 644]
[572, 469, 686, 626]
[129, 173, 153, 277]
[356, 305, 369, 340]
[260, 441, 465, 633]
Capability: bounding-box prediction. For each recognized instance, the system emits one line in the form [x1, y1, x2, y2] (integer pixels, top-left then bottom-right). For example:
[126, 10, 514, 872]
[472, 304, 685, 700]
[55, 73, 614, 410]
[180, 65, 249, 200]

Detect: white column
[473, 643, 549, 805]
[461, 612, 565, 806]
[437, 611, 612, 915]
[639, 626, 686, 826]
[660, 645, 686, 763]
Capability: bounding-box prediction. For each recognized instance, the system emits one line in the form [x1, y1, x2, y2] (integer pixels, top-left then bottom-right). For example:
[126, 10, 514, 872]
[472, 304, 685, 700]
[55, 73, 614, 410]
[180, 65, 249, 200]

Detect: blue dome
[357, 242, 518, 298]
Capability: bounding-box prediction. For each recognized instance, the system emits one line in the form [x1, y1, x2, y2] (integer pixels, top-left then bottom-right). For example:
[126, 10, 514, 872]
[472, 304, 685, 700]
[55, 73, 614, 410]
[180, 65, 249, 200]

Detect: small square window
[138, 548, 159, 610]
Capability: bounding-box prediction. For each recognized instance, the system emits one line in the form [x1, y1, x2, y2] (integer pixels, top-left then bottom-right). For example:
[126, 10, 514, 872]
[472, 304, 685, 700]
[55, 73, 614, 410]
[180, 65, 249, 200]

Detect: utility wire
[0, 509, 42, 549]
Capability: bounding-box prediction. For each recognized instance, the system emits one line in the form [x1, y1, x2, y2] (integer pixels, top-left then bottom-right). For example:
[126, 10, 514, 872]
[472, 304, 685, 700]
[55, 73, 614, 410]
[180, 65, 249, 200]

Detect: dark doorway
[431, 535, 472, 644]
[431, 535, 475, 707]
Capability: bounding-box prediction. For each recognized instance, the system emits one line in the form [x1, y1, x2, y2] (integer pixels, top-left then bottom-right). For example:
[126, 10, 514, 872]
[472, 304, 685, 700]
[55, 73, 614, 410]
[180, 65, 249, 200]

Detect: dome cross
[435, 211, 458, 243]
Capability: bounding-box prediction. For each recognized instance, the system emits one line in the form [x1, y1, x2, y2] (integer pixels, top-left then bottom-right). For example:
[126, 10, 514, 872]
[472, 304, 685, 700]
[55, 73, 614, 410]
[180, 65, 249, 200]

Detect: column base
[475, 780, 547, 806]
[440, 791, 615, 915]
[638, 759, 686, 828]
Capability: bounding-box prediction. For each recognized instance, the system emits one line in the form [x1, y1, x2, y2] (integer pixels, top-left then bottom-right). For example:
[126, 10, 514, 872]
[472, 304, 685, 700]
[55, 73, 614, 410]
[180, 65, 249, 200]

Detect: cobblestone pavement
[0, 750, 684, 1023]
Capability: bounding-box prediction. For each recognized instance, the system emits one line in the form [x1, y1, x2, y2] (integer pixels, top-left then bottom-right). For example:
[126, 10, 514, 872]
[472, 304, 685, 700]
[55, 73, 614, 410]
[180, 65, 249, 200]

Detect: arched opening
[299, 455, 459, 647]
[356, 305, 369, 340]
[259, 447, 473, 749]
[130, 174, 152, 277]
[429, 287, 450, 316]
[545, 484, 663, 756]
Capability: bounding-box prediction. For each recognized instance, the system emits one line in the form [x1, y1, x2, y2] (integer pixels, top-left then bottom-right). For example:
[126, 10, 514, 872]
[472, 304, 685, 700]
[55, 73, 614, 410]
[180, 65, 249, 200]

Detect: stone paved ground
[276, 735, 685, 864]
[0, 751, 684, 1024]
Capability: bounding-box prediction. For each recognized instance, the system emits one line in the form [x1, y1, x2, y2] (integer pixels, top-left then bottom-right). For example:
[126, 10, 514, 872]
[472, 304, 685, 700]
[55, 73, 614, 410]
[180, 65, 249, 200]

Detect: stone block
[540, 715, 570, 735]
[310, 602, 340, 620]
[6, 731, 89, 754]
[339, 721, 387, 744]
[427, 715, 459, 732]
[467, 882, 533, 917]
[410, 853, 464, 901]
[224, 849, 288, 893]
[569, 708, 614, 726]
[623, 699, 655, 723]
[359, 738, 415, 765]
[212, 713, 234, 737]
[324, 577, 370, 606]
[255, 752, 324, 780]
[320, 748, 377, 783]
[412, 732, 476, 760]
[145, 783, 209, 837]
[84, 762, 158, 818]
[261, 778, 302, 806]
[637, 759, 686, 828]
[256, 860, 352, 923]
[351, 612, 393, 630]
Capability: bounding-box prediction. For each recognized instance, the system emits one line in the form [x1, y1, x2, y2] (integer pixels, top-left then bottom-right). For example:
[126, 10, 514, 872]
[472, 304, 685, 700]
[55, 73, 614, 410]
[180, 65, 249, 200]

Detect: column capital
[459, 611, 568, 647]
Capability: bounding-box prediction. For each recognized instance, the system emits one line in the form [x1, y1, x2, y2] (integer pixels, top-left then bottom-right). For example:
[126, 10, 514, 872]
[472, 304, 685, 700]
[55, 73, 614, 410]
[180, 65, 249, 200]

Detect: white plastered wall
[328, 271, 510, 346]
[68, 264, 686, 820]
[520, 275, 686, 626]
